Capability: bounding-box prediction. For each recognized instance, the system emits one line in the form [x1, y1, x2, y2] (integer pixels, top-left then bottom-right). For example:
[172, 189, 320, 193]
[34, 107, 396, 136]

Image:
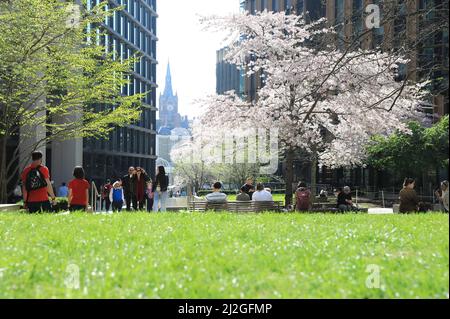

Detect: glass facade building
[83, 0, 158, 183]
[216, 47, 243, 96]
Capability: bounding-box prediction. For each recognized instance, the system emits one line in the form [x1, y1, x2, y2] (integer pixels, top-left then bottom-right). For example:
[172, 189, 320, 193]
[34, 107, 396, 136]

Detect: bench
[310, 201, 368, 213]
[0, 204, 22, 212]
[188, 201, 284, 213]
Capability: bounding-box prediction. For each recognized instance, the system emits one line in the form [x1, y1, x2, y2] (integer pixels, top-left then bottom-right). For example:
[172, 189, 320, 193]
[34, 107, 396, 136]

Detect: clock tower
[158, 62, 185, 130]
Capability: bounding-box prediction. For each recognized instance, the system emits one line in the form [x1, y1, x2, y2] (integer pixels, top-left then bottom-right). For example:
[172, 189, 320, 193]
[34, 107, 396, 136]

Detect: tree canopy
[366, 115, 449, 179]
[0, 0, 146, 202]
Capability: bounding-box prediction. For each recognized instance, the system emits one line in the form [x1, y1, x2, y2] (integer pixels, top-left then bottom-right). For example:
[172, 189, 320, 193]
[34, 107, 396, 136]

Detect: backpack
[112, 188, 123, 202]
[296, 189, 310, 210]
[25, 166, 47, 192]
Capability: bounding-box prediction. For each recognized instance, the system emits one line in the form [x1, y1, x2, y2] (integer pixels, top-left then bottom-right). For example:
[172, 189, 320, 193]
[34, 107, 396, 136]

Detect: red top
[68, 179, 90, 206]
[21, 164, 50, 203]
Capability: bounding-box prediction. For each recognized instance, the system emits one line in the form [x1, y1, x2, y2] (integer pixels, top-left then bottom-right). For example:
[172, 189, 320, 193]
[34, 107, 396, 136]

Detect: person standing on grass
[134, 167, 150, 211]
[241, 177, 255, 200]
[295, 182, 312, 212]
[146, 181, 154, 212]
[236, 186, 250, 201]
[68, 166, 90, 212]
[21, 151, 56, 213]
[122, 167, 136, 211]
[152, 166, 169, 212]
[101, 179, 112, 212]
[205, 182, 228, 203]
[399, 178, 419, 213]
[109, 180, 125, 212]
[252, 183, 273, 202]
[435, 180, 449, 213]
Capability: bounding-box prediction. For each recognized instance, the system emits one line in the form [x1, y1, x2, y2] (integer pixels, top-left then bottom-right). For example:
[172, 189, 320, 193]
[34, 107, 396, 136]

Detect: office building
[237, 0, 448, 190]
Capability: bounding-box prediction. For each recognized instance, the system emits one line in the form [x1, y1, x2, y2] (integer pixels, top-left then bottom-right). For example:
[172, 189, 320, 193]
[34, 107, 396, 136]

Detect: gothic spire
[163, 61, 174, 97]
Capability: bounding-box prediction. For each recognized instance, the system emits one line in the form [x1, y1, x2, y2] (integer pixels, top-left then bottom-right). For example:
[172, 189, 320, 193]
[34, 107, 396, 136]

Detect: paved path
[368, 208, 394, 215]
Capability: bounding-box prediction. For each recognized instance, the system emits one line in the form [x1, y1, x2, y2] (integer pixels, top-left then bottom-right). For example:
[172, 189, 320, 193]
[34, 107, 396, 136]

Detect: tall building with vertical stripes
[239, 0, 448, 117]
[52, 0, 158, 186]
[228, 0, 448, 191]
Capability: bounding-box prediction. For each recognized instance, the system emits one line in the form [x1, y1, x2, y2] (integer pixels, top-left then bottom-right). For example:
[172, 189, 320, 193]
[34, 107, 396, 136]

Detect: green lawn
[0, 212, 448, 299]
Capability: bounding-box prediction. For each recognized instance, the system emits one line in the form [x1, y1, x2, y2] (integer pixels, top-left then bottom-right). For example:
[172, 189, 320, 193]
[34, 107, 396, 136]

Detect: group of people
[399, 178, 449, 213]
[20, 151, 169, 213]
[18, 151, 450, 214]
[204, 177, 275, 204]
[102, 165, 169, 213]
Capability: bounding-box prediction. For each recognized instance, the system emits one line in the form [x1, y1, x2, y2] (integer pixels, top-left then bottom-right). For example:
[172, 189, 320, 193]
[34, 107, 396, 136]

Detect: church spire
[163, 61, 174, 97]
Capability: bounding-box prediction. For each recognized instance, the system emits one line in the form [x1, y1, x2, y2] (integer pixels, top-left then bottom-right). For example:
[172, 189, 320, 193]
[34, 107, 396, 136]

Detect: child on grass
[109, 180, 125, 212]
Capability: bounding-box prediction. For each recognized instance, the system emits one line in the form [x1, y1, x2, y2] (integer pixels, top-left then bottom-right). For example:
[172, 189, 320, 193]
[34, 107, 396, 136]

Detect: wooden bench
[188, 201, 284, 213]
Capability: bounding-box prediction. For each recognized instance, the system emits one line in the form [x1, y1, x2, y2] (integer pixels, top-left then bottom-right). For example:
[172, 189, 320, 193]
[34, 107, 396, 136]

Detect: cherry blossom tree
[197, 11, 427, 206]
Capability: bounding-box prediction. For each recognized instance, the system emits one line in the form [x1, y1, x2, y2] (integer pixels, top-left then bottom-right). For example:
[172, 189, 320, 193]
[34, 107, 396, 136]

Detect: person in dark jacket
[241, 177, 255, 200]
[337, 186, 354, 212]
[152, 166, 169, 212]
[399, 178, 419, 213]
[122, 166, 136, 211]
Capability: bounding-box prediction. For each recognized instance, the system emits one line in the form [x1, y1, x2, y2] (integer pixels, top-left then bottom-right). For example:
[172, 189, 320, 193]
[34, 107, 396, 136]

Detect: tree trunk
[310, 154, 318, 197]
[284, 149, 295, 207]
[0, 135, 8, 203]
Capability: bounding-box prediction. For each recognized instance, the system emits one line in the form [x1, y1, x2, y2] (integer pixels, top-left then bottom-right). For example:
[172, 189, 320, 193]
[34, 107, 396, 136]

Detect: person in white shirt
[205, 182, 228, 203]
[252, 183, 273, 202]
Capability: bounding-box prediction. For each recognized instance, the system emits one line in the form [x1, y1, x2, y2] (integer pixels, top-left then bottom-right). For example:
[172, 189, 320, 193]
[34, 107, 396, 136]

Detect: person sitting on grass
[337, 186, 355, 212]
[109, 180, 125, 213]
[399, 178, 419, 214]
[68, 166, 90, 212]
[252, 183, 273, 202]
[205, 182, 228, 203]
[236, 186, 250, 201]
[435, 180, 449, 213]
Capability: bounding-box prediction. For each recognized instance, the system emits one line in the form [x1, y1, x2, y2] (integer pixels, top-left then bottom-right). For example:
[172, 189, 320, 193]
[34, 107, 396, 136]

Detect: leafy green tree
[0, 0, 145, 202]
[366, 116, 449, 183]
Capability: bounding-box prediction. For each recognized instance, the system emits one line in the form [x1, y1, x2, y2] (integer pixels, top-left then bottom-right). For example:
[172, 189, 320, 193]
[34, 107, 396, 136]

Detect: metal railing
[90, 181, 102, 213]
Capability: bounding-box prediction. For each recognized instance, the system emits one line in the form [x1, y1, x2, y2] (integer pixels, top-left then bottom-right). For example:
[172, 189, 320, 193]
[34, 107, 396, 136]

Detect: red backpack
[296, 189, 311, 210]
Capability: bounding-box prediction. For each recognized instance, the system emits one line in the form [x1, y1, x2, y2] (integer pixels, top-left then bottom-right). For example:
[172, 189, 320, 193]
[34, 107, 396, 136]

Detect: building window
[272, 0, 279, 12]
[250, 0, 256, 14]
[285, 0, 292, 13]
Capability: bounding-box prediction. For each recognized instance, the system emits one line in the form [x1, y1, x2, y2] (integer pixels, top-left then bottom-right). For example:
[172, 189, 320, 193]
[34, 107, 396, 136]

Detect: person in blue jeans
[146, 181, 154, 212]
[109, 180, 125, 212]
[152, 166, 169, 212]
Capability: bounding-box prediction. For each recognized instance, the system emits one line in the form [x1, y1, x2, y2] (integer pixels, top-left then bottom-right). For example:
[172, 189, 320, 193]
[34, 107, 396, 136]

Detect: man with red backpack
[21, 151, 56, 213]
[295, 182, 312, 212]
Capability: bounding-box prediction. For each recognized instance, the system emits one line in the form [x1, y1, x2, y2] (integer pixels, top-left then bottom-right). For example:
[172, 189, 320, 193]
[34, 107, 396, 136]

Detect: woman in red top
[68, 166, 90, 211]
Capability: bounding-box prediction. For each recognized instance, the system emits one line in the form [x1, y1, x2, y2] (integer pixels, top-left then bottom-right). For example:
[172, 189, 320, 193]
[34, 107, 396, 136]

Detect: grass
[0, 211, 448, 299]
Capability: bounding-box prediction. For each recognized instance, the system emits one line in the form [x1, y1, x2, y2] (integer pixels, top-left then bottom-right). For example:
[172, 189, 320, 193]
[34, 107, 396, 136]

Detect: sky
[156, 0, 241, 119]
